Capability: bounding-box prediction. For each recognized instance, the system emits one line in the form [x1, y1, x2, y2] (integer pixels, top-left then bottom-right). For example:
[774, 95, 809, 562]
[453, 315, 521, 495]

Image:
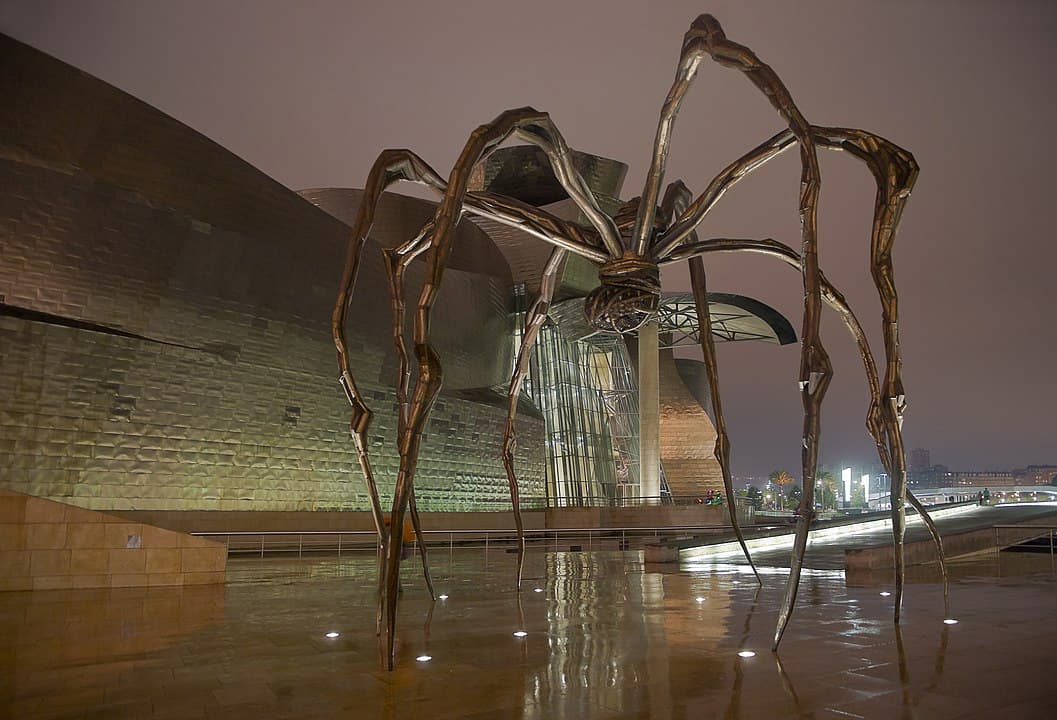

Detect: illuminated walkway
[2, 548, 1056, 718]
[680, 504, 1057, 570]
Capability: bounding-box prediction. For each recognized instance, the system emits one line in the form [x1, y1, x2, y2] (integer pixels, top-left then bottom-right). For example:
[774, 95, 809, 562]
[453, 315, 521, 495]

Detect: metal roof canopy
[657, 292, 796, 348]
[548, 292, 796, 347]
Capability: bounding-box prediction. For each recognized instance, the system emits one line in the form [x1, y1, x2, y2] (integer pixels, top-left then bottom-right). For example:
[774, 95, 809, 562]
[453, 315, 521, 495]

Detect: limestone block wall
[0, 488, 226, 591]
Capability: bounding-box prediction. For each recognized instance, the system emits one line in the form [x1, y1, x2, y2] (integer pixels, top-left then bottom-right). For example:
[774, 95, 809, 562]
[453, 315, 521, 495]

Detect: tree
[816, 468, 837, 510]
[745, 485, 763, 510]
[786, 484, 803, 508]
[769, 470, 795, 510]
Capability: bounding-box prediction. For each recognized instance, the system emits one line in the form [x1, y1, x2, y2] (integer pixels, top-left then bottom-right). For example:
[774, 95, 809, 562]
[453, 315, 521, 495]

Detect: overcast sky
[3, 0, 1055, 478]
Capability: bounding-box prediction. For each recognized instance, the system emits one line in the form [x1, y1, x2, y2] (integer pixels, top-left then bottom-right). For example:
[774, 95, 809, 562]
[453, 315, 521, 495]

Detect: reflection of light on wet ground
[682, 504, 983, 561]
[1, 550, 1054, 718]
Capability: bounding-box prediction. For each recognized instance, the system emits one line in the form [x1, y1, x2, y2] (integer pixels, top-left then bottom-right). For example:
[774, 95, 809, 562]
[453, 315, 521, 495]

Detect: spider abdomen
[583, 255, 661, 334]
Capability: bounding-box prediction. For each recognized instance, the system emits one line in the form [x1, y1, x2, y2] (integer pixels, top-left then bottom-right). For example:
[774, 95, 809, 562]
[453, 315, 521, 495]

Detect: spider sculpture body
[333, 14, 949, 671]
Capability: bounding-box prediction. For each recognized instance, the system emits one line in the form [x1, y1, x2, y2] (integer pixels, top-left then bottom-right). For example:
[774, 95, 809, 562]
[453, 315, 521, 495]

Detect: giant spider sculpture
[332, 14, 950, 671]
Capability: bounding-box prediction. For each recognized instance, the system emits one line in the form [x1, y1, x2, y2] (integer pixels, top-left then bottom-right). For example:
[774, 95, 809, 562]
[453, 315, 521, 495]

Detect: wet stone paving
[1, 548, 1055, 719]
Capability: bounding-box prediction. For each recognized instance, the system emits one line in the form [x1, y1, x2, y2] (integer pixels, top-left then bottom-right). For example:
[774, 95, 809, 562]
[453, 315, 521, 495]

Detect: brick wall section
[0, 488, 225, 591]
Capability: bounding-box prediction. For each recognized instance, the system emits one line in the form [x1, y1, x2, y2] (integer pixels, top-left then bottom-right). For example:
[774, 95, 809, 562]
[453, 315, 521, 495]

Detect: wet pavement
[1, 548, 1055, 719]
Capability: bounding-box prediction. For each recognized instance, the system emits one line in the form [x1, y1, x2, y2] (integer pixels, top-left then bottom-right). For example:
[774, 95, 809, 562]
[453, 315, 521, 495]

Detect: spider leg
[502, 246, 568, 591]
[688, 256, 762, 585]
[660, 123, 935, 627]
[665, 236, 949, 619]
[376, 108, 615, 670]
[382, 231, 437, 602]
[695, 14, 830, 652]
[633, 15, 828, 649]
[332, 152, 434, 601]
[662, 179, 761, 585]
[651, 129, 796, 262]
[339, 143, 610, 663]
[813, 128, 921, 623]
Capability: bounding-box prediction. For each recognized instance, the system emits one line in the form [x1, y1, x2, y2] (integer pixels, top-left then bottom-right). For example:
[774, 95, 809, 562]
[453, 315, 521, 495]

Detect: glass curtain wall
[530, 321, 617, 506]
[513, 284, 669, 507]
[581, 334, 641, 503]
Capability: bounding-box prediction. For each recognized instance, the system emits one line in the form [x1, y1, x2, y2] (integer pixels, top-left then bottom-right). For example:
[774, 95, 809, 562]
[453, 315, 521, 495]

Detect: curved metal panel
[468, 145, 627, 209]
[657, 292, 797, 347]
[467, 146, 625, 294]
[302, 188, 513, 390]
[300, 188, 511, 281]
[548, 292, 796, 347]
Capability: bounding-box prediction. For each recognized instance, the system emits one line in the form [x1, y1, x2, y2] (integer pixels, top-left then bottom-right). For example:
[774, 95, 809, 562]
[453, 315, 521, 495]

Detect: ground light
[737, 650, 756, 658]
[416, 655, 432, 662]
[943, 618, 959, 625]
[513, 631, 527, 638]
[696, 597, 706, 603]
[879, 591, 892, 597]
[325, 632, 340, 638]
[533, 588, 544, 593]
[438, 594, 448, 600]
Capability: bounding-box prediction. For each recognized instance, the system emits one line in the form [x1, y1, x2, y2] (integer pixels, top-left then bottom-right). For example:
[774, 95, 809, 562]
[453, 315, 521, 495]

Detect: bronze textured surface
[0, 34, 544, 514]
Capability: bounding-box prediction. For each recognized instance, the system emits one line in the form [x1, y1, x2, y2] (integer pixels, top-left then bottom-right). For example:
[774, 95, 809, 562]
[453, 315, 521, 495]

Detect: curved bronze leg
[633, 15, 827, 648]
[338, 135, 623, 669]
[660, 178, 761, 584]
[382, 233, 437, 601]
[502, 247, 567, 591]
[380, 107, 614, 670]
[812, 128, 920, 623]
[657, 120, 940, 637]
[332, 150, 432, 636]
[406, 489, 435, 600]
[688, 255, 762, 586]
[696, 15, 829, 652]
[669, 236, 949, 624]
[905, 489, 950, 617]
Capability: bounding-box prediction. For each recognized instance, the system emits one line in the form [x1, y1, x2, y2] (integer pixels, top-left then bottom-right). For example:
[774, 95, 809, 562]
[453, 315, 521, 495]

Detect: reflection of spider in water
[332, 14, 949, 670]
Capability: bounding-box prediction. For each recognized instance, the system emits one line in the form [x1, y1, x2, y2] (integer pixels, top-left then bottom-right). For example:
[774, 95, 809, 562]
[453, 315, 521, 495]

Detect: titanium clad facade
[0, 34, 545, 513]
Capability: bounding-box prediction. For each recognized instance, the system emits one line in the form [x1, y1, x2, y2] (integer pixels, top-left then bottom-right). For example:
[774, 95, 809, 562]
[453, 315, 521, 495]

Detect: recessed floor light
[943, 618, 959, 625]
[879, 591, 892, 597]
[695, 597, 706, 603]
[325, 632, 340, 638]
[513, 631, 527, 638]
[438, 594, 449, 600]
[533, 588, 544, 593]
[737, 650, 756, 658]
[416, 654, 432, 662]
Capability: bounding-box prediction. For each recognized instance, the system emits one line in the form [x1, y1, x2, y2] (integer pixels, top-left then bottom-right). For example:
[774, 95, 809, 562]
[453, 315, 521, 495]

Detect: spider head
[584, 255, 661, 334]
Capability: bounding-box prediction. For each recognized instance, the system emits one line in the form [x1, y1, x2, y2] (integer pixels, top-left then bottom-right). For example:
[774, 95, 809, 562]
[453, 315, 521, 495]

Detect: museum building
[0, 34, 794, 518]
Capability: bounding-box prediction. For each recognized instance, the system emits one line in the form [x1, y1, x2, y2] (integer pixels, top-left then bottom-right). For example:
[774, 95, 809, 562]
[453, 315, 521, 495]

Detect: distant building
[908, 447, 931, 473]
[936, 470, 1018, 488]
[1015, 465, 1057, 486]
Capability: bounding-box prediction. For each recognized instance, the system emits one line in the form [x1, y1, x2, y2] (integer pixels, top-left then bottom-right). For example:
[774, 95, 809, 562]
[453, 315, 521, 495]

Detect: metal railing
[192, 525, 737, 559]
[328, 495, 755, 511]
[993, 524, 1056, 561]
